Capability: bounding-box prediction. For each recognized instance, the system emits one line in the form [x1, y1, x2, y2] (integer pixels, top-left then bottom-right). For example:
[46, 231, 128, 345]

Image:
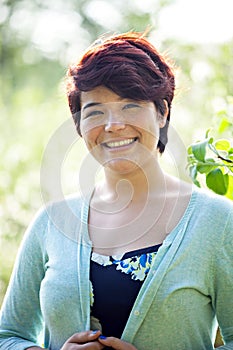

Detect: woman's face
[80, 86, 167, 174]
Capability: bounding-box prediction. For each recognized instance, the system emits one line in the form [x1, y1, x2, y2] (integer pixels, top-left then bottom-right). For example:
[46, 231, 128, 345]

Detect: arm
[0, 208, 48, 349]
[213, 210, 233, 349]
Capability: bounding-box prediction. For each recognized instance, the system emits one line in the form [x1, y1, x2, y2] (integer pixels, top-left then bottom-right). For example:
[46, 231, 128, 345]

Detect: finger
[98, 336, 137, 349]
[78, 340, 105, 349]
[67, 330, 102, 344]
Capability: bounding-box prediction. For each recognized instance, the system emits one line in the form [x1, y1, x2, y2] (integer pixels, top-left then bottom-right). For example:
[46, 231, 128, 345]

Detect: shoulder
[45, 192, 87, 214]
[191, 187, 233, 240]
[27, 192, 90, 242]
[193, 187, 233, 214]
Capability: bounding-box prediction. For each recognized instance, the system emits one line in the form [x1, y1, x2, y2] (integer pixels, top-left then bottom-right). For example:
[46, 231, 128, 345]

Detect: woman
[0, 32, 233, 350]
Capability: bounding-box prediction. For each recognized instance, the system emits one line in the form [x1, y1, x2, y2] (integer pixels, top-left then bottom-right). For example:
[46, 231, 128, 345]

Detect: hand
[61, 330, 104, 349]
[98, 336, 138, 350]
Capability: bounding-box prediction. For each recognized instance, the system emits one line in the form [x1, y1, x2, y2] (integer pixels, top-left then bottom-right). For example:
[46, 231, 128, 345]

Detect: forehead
[80, 86, 122, 108]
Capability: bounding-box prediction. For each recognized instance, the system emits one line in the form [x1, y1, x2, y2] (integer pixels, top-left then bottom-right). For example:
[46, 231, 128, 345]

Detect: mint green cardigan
[0, 188, 233, 350]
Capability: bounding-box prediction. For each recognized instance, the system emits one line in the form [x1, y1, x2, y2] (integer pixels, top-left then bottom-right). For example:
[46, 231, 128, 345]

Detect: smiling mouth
[104, 137, 138, 148]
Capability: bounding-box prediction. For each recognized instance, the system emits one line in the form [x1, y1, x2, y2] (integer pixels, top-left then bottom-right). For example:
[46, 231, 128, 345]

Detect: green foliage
[187, 98, 233, 199]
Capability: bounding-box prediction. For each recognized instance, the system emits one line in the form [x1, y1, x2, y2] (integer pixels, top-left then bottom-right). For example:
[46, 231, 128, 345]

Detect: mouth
[103, 137, 138, 149]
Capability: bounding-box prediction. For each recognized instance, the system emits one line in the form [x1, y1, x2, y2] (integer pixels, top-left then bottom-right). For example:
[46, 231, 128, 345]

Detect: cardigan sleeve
[213, 208, 233, 350]
[0, 207, 49, 350]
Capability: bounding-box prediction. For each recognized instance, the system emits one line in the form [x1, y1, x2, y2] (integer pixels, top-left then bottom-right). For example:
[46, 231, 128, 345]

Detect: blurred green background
[0, 0, 233, 329]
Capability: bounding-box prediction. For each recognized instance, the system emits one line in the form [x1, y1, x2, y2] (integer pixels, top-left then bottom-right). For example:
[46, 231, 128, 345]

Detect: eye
[122, 103, 141, 110]
[85, 110, 104, 118]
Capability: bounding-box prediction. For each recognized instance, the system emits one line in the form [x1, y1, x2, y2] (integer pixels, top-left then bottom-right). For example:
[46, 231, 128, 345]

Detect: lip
[101, 137, 138, 150]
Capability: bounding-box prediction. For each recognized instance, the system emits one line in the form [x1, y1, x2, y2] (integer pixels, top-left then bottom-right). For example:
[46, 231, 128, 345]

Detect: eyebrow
[82, 102, 102, 111]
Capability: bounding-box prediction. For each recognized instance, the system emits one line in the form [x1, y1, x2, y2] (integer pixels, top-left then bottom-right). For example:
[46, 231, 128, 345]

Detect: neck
[97, 158, 166, 204]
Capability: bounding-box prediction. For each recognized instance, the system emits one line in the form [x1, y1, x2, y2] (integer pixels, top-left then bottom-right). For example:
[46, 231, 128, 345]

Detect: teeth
[105, 138, 136, 148]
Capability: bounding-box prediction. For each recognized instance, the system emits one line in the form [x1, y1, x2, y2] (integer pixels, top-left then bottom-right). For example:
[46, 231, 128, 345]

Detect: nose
[104, 113, 126, 132]
[104, 121, 126, 132]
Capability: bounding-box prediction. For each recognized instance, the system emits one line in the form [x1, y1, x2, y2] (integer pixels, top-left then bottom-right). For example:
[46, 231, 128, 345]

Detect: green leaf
[187, 145, 193, 155]
[191, 140, 208, 162]
[196, 164, 215, 174]
[208, 137, 214, 145]
[214, 139, 231, 151]
[205, 158, 216, 163]
[216, 110, 228, 118]
[206, 168, 229, 195]
[226, 175, 233, 200]
[205, 129, 211, 138]
[218, 118, 231, 134]
[189, 165, 201, 187]
[189, 165, 197, 179]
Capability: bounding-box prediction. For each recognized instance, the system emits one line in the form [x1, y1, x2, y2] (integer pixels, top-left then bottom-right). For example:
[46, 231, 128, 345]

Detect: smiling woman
[66, 31, 174, 154]
[0, 31, 233, 350]
[79, 86, 166, 174]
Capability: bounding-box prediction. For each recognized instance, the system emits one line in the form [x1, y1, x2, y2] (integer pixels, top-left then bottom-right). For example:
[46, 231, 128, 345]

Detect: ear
[158, 99, 169, 128]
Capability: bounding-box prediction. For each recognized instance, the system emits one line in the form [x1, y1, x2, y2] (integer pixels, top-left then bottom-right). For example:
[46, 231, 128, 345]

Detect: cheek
[139, 119, 160, 139]
[82, 128, 101, 150]
[135, 110, 160, 134]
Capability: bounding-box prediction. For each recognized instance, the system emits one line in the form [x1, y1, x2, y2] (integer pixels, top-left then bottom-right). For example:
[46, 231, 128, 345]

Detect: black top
[90, 243, 161, 338]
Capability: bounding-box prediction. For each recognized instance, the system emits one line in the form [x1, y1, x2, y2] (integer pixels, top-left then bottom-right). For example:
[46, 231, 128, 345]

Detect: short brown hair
[66, 31, 175, 153]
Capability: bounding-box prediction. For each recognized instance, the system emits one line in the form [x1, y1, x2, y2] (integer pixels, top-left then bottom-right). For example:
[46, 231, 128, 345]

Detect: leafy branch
[187, 131, 233, 199]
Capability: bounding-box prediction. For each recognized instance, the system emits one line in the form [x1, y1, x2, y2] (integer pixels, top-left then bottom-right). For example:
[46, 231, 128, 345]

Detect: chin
[104, 159, 139, 175]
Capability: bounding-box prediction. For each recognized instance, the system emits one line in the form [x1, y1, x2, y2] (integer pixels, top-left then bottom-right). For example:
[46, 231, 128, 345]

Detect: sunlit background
[0, 0, 233, 324]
